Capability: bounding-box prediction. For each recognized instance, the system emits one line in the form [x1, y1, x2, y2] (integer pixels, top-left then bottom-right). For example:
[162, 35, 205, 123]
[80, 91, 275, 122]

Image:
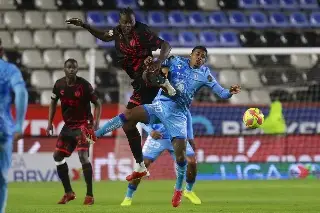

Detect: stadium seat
[172, 0, 199, 10]
[230, 55, 252, 68]
[290, 12, 309, 28]
[260, 31, 284, 47]
[64, 50, 86, 68]
[300, 31, 320, 47]
[281, 31, 303, 47]
[219, 31, 239, 47]
[259, 0, 279, 8]
[31, 71, 52, 89]
[299, 0, 319, 9]
[116, 0, 138, 9]
[208, 55, 232, 68]
[35, 0, 57, 9]
[165, 0, 186, 9]
[188, 12, 208, 27]
[306, 69, 320, 83]
[219, 70, 240, 87]
[240, 69, 262, 88]
[178, 31, 198, 47]
[75, 31, 96, 48]
[269, 89, 292, 102]
[229, 90, 250, 104]
[85, 50, 106, 68]
[134, 11, 146, 24]
[238, 0, 259, 8]
[269, 12, 289, 28]
[218, 0, 239, 9]
[239, 31, 261, 47]
[4, 11, 25, 29]
[158, 31, 179, 47]
[55, 0, 79, 9]
[208, 11, 229, 27]
[168, 11, 188, 27]
[66, 11, 85, 28]
[260, 70, 283, 85]
[52, 70, 65, 82]
[96, 39, 115, 47]
[137, 0, 166, 10]
[13, 31, 33, 48]
[148, 11, 167, 27]
[22, 50, 44, 68]
[228, 11, 249, 27]
[24, 11, 45, 29]
[78, 71, 89, 80]
[105, 11, 119, 27]
[33, 30, 54, 48]
[43, 50, 63, 68]
[95, 71, 119, 87]
[87, 11, 106, 27]
[280, 0, 299, 9]
[0, 0, 15, 9]
[282, 69, 306, 84]
[90, 0, 116, 10]
[249, 11, 269, 28]
[45, 11, 65, 29]
[54, 31, 75, 48]
[40, 90, 52, 105]
[0, 31, 13, 49]
[250, 90, 271, 104]
[197, 0, 220, 10]
[199, 31, 219, 47]
[0, 16, 3, 29]
[310, 12, 320, 27]
[290, 54, 315, 69]
[14, 0, 36, 9]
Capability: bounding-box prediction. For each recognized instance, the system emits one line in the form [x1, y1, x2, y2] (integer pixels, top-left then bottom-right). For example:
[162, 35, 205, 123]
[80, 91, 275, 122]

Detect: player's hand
[150, 131, 162, 140]
[229, 85, 241, 94]
[13, 132, 23, 143]
[46, 123, 53, 136]
[144, 56, 153, 66]
[148, 60, 162, 73]
[65, 18, 84, 27]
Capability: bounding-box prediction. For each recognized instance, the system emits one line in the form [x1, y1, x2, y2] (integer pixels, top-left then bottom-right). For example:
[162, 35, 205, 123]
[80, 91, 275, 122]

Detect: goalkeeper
[120, 113, 201, 206]
[260, 100, 286, 134]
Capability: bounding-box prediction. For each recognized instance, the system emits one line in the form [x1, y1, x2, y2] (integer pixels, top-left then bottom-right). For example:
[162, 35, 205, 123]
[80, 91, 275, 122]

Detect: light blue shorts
[142, 136, 195, 161]
[143, 100, 188, 139]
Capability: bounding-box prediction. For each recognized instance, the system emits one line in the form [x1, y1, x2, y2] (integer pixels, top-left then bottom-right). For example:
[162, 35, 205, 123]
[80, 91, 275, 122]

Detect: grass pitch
[6, 180, 320, 213]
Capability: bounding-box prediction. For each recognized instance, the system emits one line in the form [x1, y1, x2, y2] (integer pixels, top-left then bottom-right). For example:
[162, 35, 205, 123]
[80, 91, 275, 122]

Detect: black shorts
[55, 125, 89, 156]
[127, 86, 160, 109]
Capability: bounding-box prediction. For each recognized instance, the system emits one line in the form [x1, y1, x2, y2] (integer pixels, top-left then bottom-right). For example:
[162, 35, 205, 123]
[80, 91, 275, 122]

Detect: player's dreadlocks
[64, 58, 77, 67]
[119, 7, 134, 16]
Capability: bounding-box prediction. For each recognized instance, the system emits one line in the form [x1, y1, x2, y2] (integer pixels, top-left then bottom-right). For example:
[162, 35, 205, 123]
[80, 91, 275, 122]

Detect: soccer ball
[243, 108, 264, 129]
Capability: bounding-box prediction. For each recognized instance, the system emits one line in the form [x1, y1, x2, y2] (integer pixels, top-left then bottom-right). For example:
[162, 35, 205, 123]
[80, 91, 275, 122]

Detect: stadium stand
[0, 0, 320, 105]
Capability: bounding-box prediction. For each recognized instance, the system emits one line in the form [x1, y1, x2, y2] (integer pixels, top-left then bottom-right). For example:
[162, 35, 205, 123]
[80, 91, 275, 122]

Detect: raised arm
[66, 18, 115, 42]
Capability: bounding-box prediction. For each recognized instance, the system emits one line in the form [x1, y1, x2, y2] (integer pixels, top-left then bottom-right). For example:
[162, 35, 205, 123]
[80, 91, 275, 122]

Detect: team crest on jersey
[60, 90, 64, 95]
[130, 39, 136, 47]
[207, 75, 213, 82]
[177, 64, 182, 69]
[75, 91, 80, 97]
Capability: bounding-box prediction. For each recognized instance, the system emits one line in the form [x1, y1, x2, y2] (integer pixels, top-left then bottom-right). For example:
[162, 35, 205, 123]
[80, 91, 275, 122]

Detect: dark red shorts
[127, 86, 160, 109]
[55, 125, 89, 156]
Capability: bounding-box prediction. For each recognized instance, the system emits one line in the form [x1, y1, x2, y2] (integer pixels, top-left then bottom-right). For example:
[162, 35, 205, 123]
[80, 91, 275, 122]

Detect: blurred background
[1, 0, 320, 182]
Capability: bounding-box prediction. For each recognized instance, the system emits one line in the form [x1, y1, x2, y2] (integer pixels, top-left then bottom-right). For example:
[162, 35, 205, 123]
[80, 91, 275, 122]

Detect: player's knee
[187, 156, 197, 166]
[53, 151, 64, 162]
[175, 153, 186, 163]
[78, 152, 89, 164]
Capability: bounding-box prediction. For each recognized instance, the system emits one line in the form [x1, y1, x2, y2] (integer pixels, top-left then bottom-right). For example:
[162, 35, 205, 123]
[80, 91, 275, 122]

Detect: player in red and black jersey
[46, 59, 101, 205]
[66, 7, 174, 180]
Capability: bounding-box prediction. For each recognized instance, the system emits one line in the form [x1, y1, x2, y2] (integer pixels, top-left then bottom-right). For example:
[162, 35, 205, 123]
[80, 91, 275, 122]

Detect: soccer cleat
[57, 192, 76, 204]
[83, 195, 94, 205]
[120, 197, 132, 206]
[126, 162, 150, 181]
[183, 190, 202, 205]
[172, 189, 182, 207]
[160, 79, 176, 96]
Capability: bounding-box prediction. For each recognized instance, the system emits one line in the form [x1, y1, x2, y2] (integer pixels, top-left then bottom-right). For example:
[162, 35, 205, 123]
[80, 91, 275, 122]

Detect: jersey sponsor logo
[177, 65, 182, 69]
[60, 90, 64, 95]
[207, 75, 213, 82]
[74, 91, 80, 97]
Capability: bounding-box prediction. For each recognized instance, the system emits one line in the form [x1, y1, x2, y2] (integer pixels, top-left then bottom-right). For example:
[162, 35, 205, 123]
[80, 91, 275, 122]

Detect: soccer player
[91, 46, 241, 207]
[66, 7, 174, 180]
[121, 121, 202, 206]
[46, 59, 101, 205]
[0, 38, 28, 213]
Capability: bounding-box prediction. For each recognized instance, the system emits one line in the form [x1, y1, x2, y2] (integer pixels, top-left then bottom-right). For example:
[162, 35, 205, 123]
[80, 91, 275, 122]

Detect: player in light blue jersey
[0, 38, 28, 213]
[121, 112, 201, 206]
[89, 46, 241, 207]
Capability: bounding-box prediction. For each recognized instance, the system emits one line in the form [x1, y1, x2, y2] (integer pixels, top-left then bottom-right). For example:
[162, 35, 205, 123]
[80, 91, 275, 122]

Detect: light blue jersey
[143, 56, 232, 139]
[0, 59, 28, 213]
[140, 123, 195, 161]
